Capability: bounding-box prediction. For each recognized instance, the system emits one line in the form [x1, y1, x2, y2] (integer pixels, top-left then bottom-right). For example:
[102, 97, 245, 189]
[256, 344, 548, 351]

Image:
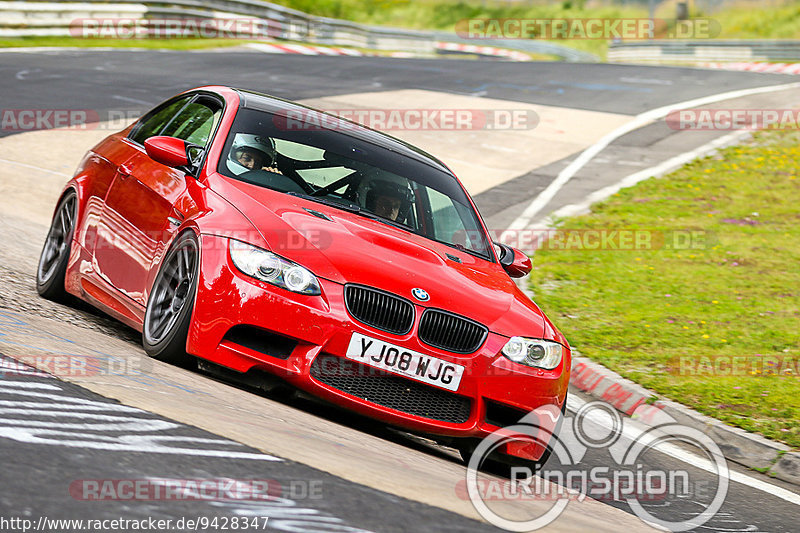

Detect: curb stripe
[702, 61, 800, 75]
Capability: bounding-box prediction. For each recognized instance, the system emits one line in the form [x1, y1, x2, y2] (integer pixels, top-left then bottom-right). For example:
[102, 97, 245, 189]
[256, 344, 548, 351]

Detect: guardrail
[609, 40, 800, 64]
[0, 0, 599, 62]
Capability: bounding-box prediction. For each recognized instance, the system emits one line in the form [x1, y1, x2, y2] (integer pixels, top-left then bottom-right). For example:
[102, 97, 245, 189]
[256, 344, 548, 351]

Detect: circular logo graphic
[411, 288, 430, 301]
[464, 401, 730, 532]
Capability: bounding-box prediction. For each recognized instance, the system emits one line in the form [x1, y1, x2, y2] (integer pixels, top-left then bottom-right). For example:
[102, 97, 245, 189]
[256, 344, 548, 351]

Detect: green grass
[6, 2, 800, 59]
[268, 0, 800, 59]
[273, 0, 647, 58]
[528, 129, 800, 448]
[276, 0, 800, 40]
[0, 2, 649, 58]
[0, 36, 446, 57]
[707, 1, 800, 39]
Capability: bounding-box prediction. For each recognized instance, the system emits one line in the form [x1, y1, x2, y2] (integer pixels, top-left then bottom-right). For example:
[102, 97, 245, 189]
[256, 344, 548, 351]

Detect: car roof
[234, 88, 453, 175]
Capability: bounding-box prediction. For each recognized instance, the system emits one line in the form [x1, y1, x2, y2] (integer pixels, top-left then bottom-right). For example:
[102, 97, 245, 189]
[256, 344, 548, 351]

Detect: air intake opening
[484, 399, 528, 428]
[222, 325, 297, 360]
[310, 355, 471, 424]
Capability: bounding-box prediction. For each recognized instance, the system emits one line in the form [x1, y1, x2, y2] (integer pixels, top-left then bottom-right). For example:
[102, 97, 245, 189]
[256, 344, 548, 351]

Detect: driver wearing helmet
[227, 133, 281, 175]
[365, 179, 413, 222]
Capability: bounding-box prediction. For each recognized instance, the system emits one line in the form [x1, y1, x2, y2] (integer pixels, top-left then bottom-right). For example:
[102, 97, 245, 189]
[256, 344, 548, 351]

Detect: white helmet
[227, 133, 276, 176]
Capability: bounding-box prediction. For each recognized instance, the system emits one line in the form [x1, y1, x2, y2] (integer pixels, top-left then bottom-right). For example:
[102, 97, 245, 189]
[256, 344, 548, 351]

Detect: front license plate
[346, 332, 464, 392]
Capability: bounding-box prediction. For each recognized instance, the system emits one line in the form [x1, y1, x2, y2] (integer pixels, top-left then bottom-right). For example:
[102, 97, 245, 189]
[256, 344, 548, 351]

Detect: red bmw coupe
[37, 86, 570, 465]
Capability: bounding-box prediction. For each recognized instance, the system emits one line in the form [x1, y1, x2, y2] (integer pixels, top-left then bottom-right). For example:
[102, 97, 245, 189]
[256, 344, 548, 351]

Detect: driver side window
[129, 95, 222, 148]
[161, 101, 221, 147]
[129, 97, 191, 146]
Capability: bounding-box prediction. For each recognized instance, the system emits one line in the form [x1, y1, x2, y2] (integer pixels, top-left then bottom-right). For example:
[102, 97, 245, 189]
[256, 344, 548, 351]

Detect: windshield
[217, 108, 493, 259]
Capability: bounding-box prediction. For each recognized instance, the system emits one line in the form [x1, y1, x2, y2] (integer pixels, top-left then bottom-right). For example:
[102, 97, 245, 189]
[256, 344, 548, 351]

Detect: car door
[93, 93, 222, 306]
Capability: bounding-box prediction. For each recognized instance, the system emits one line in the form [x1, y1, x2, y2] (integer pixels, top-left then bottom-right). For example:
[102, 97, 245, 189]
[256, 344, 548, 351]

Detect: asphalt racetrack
[0, 49, 798, 532]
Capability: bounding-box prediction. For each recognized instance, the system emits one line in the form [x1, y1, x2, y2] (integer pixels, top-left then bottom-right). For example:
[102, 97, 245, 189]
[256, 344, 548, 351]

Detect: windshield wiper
[353, 209, 412, 232]
[287, 191, 362, 213]
[288, 192, 414, 231]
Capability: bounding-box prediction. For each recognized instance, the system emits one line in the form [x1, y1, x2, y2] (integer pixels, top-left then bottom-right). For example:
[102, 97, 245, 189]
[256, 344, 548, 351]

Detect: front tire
[37, 191, 78, 302]
[142, 231, 199, 364]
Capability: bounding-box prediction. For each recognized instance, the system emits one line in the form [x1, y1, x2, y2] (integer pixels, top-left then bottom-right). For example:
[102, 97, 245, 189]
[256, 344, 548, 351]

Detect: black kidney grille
[344, 285, 414, 335]
[418, 309, 488, 353]
[310, 355, 471, 424]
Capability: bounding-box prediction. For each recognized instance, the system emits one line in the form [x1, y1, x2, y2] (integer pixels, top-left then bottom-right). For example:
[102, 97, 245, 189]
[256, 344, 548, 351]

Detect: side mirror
[495, 242, 532, 278]
[144, 136, 190, 168]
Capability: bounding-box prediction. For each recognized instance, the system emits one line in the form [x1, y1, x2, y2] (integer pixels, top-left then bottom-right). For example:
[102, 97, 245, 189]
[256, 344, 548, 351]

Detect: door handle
[118, 164, 133, 177]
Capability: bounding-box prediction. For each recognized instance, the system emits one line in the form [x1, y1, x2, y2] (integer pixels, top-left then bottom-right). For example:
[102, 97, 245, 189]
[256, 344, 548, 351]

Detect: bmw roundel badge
[411, 288, 430, 301]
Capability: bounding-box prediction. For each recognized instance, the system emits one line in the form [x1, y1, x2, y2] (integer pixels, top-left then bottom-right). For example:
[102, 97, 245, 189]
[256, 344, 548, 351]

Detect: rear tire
[36, 191, 78, 302]
[142, 232, 199, 365]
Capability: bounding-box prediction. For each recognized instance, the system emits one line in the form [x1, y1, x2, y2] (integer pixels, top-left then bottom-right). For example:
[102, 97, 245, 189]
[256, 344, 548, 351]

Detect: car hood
[210, 177, 557, 340]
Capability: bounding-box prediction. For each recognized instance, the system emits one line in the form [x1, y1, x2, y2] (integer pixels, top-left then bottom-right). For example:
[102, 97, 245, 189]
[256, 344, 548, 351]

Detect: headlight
[501, 337, 563, 370]
[229, 240, 321, 296]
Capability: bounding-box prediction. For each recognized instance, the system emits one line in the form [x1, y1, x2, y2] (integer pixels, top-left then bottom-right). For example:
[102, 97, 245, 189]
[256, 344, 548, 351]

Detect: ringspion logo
[463, 401, 729, 531]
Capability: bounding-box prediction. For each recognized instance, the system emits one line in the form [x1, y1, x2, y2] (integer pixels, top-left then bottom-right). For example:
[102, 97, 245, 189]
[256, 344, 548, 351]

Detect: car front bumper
[188, 235, 570, 459]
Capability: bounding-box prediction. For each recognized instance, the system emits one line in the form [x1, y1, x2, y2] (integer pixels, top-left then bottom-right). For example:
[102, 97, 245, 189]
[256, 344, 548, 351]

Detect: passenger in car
[365, 179, 413, 222]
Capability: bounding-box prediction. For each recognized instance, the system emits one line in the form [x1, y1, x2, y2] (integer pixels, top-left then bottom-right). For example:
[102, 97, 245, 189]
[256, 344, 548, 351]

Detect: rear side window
[129, 97, 190, 145]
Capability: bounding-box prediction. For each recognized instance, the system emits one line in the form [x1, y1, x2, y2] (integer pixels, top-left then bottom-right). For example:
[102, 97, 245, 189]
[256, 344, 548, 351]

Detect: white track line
[0, 381, 61, 390]
[567, 395, 800, 506]
[0, 157, 71, 177]
[509, 81, 800, 231]
[510, 130, 749, 254]
[548, 130, 749, 220]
